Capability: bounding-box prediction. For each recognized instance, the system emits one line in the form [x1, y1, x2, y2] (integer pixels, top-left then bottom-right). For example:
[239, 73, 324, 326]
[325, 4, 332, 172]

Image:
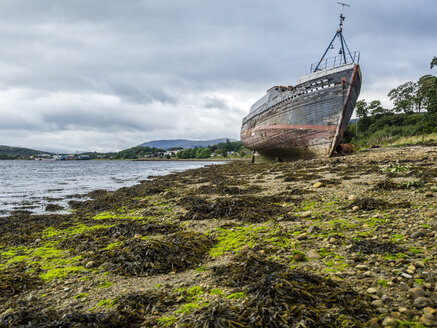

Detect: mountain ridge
[137, 138, 237, 150]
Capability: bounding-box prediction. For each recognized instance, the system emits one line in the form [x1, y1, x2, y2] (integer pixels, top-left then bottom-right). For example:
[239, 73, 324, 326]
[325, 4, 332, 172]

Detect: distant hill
[0, 145, 49, 159]
[138, 138, 237, 150]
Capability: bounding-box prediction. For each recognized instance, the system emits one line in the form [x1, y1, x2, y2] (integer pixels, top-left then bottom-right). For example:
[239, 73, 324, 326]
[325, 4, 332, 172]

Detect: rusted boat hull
[241, 64, 361, 160]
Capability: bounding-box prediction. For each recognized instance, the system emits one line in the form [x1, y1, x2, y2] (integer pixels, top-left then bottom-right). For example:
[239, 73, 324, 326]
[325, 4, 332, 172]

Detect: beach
[1, 144, 436, 327]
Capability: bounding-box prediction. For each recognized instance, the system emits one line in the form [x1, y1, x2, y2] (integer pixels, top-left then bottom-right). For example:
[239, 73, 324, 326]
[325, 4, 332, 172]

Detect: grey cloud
[0, 0, 436, 151]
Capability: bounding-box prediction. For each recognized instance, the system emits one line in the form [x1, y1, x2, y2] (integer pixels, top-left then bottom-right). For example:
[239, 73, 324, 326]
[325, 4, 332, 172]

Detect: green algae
[89, 298, 118, 311]
[156, 316, 176, 327]
[98, 281, 113, 288]
[226, 292, 245, 299]
[0, 240, 85, 281]
[209, 224, 291, 257]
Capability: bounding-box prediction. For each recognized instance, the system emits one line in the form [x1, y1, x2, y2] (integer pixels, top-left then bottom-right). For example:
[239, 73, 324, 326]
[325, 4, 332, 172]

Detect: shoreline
[1, 144, 436, 327]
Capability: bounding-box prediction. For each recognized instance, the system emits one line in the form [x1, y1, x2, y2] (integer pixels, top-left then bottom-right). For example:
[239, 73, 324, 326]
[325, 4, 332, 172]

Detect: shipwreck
[241, 4, 361, 161]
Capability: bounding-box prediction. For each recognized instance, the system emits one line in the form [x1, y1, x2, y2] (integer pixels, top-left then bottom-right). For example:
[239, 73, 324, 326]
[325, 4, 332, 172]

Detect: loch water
[0, 160, 221, 217]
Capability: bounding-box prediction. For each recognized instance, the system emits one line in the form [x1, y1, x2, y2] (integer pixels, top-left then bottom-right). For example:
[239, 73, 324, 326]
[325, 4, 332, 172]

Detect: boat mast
[313, 2, 355, 72]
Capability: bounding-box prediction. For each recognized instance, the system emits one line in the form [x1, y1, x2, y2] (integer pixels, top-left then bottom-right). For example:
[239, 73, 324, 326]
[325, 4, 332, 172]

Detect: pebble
[372, 300, 384, 307]
[299, 211, 312, 218]
[306, 225, 320, 233]
[408, 287, 427, 299]
[365, 318, 379, 328]
[134, 233, 142, 238]
[424, 191, 433, 198]
[355, 264, 368, 270]
[296, 233, 308, 240]
[307, 250, 322, 260]
[413, 297, 435, 309]
[423, 307, 437, 315]
[313, 182, 324, 188]
[401, 273, 413, 279]
[367, 287, 378, 294]
[85, 261, 95, 269]
[420, 313, 435, 326]
[377, 307, 388, 314]
[352, 206, 360, 212]
[348, 194, 357, 201]
[411, 230, 427, 239]
[399, 282, 409, 291]
[382, 317, 396, 326]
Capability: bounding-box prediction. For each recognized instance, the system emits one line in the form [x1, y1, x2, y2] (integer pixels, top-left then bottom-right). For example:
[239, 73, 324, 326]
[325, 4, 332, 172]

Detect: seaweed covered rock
[57, 221, 180, 253]
[179, 300, 245, 328]
[0, 289, 180, 328]
[213, 251, 286, 287]
[346, 197, 410, 211]
[207, 252, 371, 327]
[0, 263, 42, 301]
[196, 183, 262, 196]
[347, 239, 404, 255]
[68, 179, 173, 214]
[92, 231, 215, 276]
[180, 195, 289, 222]
[0, 214, 73, 246]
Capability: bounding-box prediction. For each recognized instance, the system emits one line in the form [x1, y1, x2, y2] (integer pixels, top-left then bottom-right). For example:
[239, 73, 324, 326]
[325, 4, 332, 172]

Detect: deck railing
[310, 51, 360, 73]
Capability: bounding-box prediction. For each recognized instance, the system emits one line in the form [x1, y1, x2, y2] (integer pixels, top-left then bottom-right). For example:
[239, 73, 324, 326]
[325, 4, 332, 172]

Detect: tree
[388, 81, 420, 113]
[417, 74, 437, 114]
[355, 99, 369, 118]
[431, 56, 437, 69]
[368, 100, 389, 116]
[195, 147, 211, 159]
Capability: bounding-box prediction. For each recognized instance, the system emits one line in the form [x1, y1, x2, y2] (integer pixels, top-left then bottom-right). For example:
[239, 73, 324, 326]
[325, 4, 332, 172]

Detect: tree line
[344, 57, 437, 146]
[176, 140, 245, 159]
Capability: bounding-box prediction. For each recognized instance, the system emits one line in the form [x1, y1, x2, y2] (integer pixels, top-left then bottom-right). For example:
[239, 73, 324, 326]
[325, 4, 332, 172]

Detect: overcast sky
[0, 0, 436, 152]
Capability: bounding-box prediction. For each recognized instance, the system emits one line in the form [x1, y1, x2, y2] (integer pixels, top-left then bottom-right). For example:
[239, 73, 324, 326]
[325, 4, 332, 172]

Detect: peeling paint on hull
[241, 64, 361, 160]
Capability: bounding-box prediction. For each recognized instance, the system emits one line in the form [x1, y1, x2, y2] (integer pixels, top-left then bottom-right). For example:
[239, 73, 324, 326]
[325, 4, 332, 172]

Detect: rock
[328, 237, 337, 243]
[313, 182, 324, 188]
[414, 297, 435, 309]
[377, 307, 388, 314]
[240, 245, 250, 253]
[296, 233, 308, 240]
[352, 206, 360, 212]
[365, 317, 379, 328]
[399, 282, 409, 291]
[300, 211, 312, 218]
[367, 287, 378, 294]
[425, 191, 433, 198]
[85, 261, 95, 269]
[401, 273, 413, 279]
[372, 299, 384, 307]
[292, 253, 305, 261]
[423, 307, 437, 315]
[420, 313, 435, 326]
[348, 194, 357, 201]
[134, 233, 142, 238]
[411, 230, 427, 239]
[307, 225, 320, 233]
[307, 250, 322, 260]
[34, 238, 42, 243]
[355, 264, 368, 270]
[408, 287, 427, 299]
[382, 317, 396, 326]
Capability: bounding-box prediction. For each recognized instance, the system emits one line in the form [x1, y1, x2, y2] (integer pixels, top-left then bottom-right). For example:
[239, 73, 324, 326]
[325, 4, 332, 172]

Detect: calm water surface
[0, 160, 222, 216]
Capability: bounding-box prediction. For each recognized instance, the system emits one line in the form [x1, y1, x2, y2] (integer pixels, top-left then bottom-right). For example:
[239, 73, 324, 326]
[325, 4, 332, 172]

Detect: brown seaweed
[91, 231, 215, 276]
